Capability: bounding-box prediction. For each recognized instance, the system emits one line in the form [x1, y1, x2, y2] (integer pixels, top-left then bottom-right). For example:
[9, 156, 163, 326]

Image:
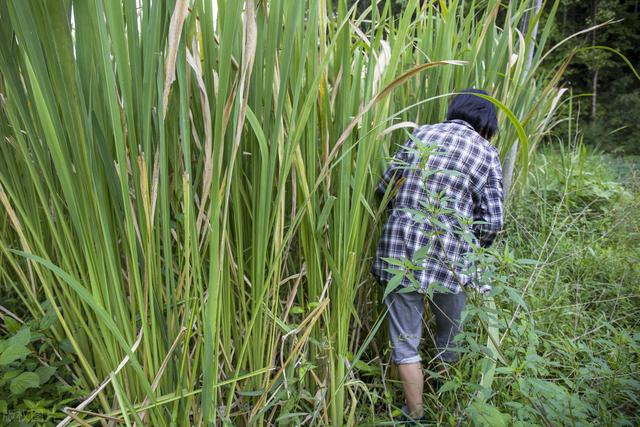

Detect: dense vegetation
[0, 0, 638, 425]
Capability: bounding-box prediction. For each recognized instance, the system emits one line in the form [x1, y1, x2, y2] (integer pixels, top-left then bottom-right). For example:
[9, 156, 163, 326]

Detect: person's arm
[473, 153, 504, 247]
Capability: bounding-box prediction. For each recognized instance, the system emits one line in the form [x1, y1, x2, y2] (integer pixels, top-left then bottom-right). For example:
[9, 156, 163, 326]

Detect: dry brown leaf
[162, 0, 189, 118]
[185, 47, 213, 234]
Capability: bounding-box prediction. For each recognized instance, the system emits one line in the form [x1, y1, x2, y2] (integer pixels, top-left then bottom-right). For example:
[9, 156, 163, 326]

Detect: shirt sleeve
[473, 152, 504, 247]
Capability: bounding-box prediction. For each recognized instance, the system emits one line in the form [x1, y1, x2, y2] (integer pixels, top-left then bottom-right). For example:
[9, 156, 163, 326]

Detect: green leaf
[8, 327, 31, 347]
[237, 389, 265, 397]
[60, 338, 75, 354]
[412, 244, 431, 261]
[289, 306, 304, 315]
[3, 317, 20, 334]
[38, 309, 57, 330]
[426, 282, 453, 297]
[505, 286, 528, 310]
[35, 366, 57, 384]
[382, 274, 403, 301]
[515, 258, 540, 266]
[467, 402, 511, 427]
[316, 195, 336, 232]
[10, 372, 40, 395]
[0, 344, 30, 366]
[0, 369, 20, 388]
[353, 360, 378, 375]
[438, 380, 460, 393]
[381, 257, 406, 267]
[397, 284, 421, 294]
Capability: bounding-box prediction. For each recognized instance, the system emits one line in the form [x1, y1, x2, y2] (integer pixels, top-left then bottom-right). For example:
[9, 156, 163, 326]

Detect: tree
[546, 0, 640, 153]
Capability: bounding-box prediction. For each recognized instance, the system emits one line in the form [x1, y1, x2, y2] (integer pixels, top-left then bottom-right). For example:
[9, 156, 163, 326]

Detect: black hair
[446, 88, 498, 140]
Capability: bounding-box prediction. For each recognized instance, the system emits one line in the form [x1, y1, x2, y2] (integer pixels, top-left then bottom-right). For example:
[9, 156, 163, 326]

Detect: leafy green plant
[496, 148, 640, 426]
[0, 304, 78, 425]
[532, 142, 632, 213]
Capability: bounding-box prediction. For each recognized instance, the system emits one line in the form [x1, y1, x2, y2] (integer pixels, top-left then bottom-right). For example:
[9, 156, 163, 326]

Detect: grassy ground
[493, 149, 639, 425]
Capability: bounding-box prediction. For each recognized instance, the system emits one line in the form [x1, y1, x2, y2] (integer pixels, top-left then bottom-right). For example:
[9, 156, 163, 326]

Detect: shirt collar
[445, 119, 475, 132]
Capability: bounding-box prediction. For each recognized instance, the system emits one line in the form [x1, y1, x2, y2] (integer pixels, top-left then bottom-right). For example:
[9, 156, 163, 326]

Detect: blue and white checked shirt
[371, 119, 504, 294]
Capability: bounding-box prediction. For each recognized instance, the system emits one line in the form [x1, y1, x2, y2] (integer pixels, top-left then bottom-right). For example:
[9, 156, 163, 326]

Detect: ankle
[404, 403, 424, 419]
[411, 409, 425, 418]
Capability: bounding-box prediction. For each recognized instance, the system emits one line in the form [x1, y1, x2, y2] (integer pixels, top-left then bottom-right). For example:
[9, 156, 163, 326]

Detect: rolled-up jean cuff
[394, 355, 422, 365]
[434, 349, 459, 363]
[385, 291, 425, 366]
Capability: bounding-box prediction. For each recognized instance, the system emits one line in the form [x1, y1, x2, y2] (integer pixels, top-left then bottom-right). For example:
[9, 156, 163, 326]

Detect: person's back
[398, 120, 499, 221]
[372, 118, 503, 293]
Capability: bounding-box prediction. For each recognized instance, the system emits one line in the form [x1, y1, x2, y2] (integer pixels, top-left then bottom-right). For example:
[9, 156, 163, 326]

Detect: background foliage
[533, 0, 640, 153]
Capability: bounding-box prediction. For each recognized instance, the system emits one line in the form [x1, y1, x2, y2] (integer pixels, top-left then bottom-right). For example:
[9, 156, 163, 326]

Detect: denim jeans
[384, 288, 466, 364]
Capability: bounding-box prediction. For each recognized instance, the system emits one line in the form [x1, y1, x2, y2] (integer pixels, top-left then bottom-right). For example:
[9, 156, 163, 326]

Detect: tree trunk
[591, 0, 598, 119]
[591, 68, 598, 119]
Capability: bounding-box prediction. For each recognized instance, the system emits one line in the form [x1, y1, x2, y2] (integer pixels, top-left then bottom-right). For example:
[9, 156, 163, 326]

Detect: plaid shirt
[371, 119, 504, 294]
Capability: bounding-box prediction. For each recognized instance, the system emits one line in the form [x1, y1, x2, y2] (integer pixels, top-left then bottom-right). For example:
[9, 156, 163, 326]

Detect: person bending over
[372, 89, 504, 423]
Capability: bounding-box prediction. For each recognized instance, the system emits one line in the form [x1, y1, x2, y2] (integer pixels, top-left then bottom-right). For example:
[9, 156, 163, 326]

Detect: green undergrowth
[355, 147, 639, 426]
[0, 299, 80, 425]
[495, 147, 639, 425]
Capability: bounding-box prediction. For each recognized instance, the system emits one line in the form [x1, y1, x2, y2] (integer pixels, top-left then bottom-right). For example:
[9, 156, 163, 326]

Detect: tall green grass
[0, 0, 573, 424]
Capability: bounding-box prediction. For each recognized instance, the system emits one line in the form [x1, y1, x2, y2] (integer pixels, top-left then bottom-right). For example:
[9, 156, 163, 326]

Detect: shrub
[0, 302, 79, 425]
